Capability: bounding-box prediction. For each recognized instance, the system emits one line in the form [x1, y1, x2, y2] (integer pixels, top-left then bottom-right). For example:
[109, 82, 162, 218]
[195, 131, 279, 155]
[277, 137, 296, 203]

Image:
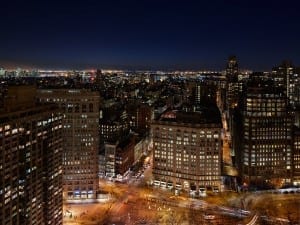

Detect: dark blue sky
[0, 0, 300, 70]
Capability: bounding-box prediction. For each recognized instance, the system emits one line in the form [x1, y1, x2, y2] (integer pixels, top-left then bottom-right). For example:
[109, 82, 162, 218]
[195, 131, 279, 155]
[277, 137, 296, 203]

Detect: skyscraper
[0, 86, 63, 225]
[193, 80, 217, 106]
[234, 77, 294, 187]
[272, 61, 294, 104]
[225, 56, 243, 146]
[38, 89, 100, 200]
[226, 55, 238, 79]
[225, 55, 242, 110]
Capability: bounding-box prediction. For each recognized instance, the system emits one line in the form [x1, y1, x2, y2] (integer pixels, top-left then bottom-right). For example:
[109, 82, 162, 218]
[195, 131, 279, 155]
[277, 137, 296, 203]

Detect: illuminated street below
[63, 174, 300, 225]
[62, 125, 300, 225]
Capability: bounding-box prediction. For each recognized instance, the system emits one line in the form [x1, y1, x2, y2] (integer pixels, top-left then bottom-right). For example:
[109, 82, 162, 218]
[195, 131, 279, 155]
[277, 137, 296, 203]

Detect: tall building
[225, 55, 243, 110]
[0, 67, 5, 76]
[94, 69, 105, 89]
[293, 127, 300, 185]
[152, 105, 223, 195]
[0, 86, 63, 225]
[234, 78, 294, 187]
[272, 61, 294, 102]
[226, 55, 238, 78]
[38, 89, 100, 199]
[0, 82, 7, 109]
[225, 56, 243, 145]
[272, 61, 300, 109]
[193, 80, 217, 105]
[195, 82, 201, 105]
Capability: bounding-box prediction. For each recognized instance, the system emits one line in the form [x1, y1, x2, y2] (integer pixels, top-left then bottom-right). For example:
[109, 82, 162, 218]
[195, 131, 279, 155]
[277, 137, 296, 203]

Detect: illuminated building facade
[293, 127, 300, 185]
[272, 61, 294, 104]
[105, 135, 135, 177]
[152, 107, 222, 194]
[272, 61, 300, 109]
[0, 86, 63, 225]
[38, 89, 99, 199]
[236, 79, 294, 187]
[100, 106, 129, 143]
[226, 55, 242, 110]
[99, 103, 132, 178]
[225, 56, 243, 143]
[195, 82, 202, 104]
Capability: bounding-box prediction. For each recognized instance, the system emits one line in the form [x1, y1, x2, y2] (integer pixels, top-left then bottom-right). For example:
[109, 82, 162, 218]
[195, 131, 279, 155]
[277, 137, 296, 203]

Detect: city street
[64, 165, 248, 225]
[63, 168, 300, 225]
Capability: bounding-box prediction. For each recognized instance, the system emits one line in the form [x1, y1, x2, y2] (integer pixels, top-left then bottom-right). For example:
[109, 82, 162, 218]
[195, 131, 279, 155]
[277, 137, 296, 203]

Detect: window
[75, 104, 80, 113]
[82, 104, 87, 112]
[89, 104, 93, 112]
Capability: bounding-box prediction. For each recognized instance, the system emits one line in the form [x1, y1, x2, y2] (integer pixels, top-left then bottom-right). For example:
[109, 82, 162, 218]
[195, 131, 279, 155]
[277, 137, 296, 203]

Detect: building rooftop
[155, 104, 222, 126]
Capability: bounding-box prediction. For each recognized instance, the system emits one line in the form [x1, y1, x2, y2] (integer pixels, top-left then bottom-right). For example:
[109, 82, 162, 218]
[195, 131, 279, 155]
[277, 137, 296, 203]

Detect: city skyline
[1, 58, 300, 224]
[1, 0, 300, 70]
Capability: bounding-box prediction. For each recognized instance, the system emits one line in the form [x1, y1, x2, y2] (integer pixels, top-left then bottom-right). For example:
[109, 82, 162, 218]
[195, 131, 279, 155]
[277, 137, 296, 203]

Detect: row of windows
[155, 172, 220, 181]
[156, 133, 220, 139]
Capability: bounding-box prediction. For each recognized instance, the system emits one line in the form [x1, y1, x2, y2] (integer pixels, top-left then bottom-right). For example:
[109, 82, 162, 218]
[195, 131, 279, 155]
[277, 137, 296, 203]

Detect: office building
[225, 56, 243, 141]
[152, 105, 223, 194]
[272, 61, 294, 103]
[293, 127, 300, 185]
[194, 81, 217, 105]
[100, 104, 129, 144]
[234, 78, 294, 187]
[225, 56, 240, 109]
[38, 89, 100, 199]
[0, 86, 63, 225]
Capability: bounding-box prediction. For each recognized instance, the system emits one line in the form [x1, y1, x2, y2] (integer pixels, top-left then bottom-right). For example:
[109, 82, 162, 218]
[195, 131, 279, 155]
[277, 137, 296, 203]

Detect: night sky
[1, 0, 300, 70]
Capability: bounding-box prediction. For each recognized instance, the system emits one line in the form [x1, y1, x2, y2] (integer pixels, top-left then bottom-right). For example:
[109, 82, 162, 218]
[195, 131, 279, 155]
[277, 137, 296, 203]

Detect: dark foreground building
[234, 78, 294, 188]
[0, 86, 63, 225]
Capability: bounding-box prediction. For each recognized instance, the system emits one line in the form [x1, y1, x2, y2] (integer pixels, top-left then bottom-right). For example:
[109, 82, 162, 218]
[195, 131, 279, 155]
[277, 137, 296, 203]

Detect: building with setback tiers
[37, 89, 99, 200]
[152, 105, 223, 195]
[0, 86, 63, 225]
